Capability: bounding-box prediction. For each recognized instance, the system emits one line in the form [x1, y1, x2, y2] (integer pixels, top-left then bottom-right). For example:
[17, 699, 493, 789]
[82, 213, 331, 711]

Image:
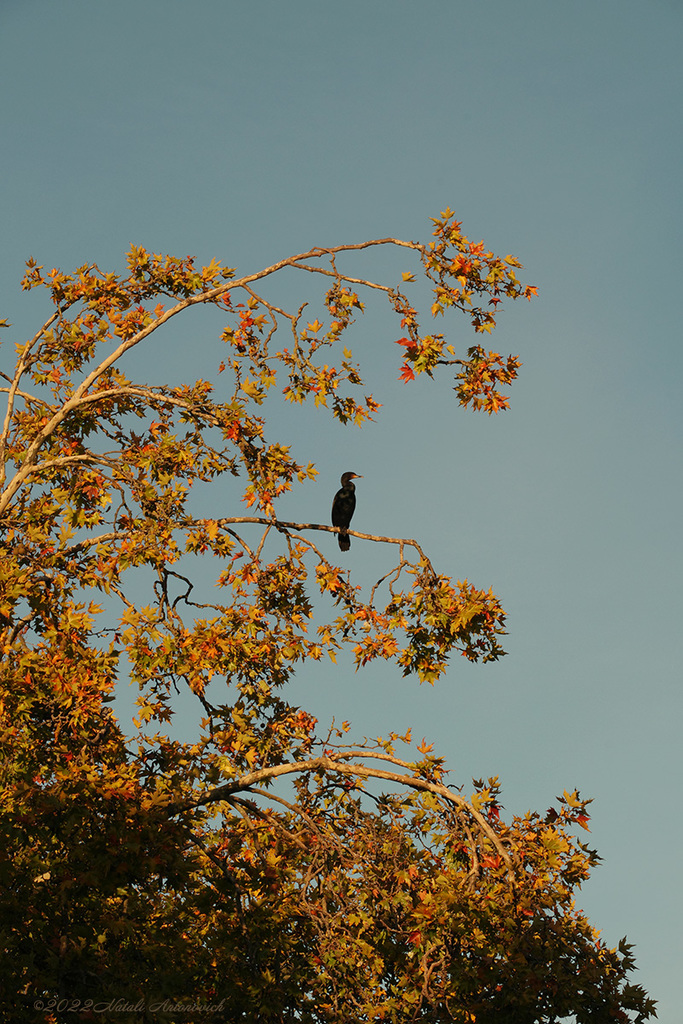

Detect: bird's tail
[338, 531, 350, 552]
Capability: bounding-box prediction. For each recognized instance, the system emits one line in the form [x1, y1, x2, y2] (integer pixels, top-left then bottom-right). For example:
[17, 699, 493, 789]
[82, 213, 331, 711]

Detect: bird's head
[341, 472, 362, 485]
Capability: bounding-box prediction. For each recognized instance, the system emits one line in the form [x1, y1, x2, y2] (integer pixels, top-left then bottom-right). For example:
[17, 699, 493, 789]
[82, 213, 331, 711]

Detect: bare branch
[216, 516, 434, 569]
[223, 527, 255, 560]
[287, 262, 396, 295]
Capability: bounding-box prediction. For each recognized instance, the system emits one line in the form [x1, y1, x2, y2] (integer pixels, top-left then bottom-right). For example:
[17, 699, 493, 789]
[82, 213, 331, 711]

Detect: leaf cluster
[0, 217, 654, 1022]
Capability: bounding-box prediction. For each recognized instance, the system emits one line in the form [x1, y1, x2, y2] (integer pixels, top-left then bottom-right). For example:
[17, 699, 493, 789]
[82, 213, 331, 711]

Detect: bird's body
[331, 472, 361, 552]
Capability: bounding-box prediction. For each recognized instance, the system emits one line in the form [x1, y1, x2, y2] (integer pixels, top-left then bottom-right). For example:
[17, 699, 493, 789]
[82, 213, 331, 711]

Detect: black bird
[331, 472, 362, 552]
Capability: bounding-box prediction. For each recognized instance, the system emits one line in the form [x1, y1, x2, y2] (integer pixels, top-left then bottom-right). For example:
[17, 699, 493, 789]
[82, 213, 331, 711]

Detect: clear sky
[2, 1, 681, 1018]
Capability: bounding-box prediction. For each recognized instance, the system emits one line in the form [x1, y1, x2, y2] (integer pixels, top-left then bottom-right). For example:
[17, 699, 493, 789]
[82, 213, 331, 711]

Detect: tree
[0, 210, 655, 1023]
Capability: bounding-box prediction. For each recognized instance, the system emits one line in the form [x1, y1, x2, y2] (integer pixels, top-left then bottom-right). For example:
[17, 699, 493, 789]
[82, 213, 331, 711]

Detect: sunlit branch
[216, 516, 434, 569]
[20, 452, 115, 476]
[0, 310, 61, 487]
[61, 531, 126, 555]
[287, 262, 397, 295]
[171, 753, 516, 876]
[0, 382, 56, 408]
[227, 794, 309, 851]
[0, 237, 423, 512]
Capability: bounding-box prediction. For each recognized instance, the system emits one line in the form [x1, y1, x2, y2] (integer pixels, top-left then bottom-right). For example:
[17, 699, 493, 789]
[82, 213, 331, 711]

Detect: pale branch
[324, 748, 430, 772]
[0, 236, 424, 512]
[0, 310, 61, 487]
[169, 753, 516, 876]
[216, 516, 434, 568]
[236, 286, 285, 351]
[60, 531, 126, 556]
[287, 262, 397, 296]
[462, 818, 481, 890]
[0, 454, 119, 517]
[66, 237, 423, 420]
[0, 314, 220, 515]
[239, 284, 294, 321]
[247, 786, 347, 859]
[227, 794, 309, 852]
[230, 798, 258, 835]
[56, 385, 196, 413]
[0, 388, 212, 517]
[0, 384, 56, 409]
[278, 530, 331, 567]
[289, 301, 310, 351]
[108, 581, 135, 611]
[14, 308, 62, 362]
[44, 383, 226, 437]
[19, 452, 115, 477]
[7, 610, 38, 645]
[255, 524, 272, 561]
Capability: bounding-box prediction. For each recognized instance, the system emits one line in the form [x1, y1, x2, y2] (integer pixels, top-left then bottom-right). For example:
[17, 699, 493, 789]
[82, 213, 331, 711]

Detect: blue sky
[2, 1, 681, 1017]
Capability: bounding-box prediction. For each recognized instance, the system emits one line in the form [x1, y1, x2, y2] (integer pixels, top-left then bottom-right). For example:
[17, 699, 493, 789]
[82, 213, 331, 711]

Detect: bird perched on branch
[331, 472, 362, 552]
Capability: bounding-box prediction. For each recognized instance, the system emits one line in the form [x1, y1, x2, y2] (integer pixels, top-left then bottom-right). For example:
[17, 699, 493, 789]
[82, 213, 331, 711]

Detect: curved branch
[169, 753, 516, 876]
[19, 452, 114, 477]
[0, 310, 60, 487]
[0, 237, 424, 513]
[60, 385, 214, 421]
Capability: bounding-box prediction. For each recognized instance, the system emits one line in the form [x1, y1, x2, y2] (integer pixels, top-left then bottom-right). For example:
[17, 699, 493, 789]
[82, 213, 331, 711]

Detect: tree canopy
[0, 211, 655, 1022]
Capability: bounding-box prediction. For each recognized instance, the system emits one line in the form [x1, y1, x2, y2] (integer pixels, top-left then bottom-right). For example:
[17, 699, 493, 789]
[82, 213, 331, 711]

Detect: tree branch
[0, 237, 423, 514]
[216, 516, 434, 568]
[0, 310, 60, 488]
[168, 753, 516, 876]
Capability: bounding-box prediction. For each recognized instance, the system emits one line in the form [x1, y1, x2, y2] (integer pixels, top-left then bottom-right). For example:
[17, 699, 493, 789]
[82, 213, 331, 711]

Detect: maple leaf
[0, 220, 647, 1024]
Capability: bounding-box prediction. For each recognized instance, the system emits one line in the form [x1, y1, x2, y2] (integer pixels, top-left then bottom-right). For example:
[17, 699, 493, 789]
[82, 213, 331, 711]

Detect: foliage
[0, 211, 655, 1022]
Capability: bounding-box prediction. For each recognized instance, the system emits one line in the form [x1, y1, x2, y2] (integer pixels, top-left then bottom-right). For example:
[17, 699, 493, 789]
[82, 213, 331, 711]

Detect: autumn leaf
[0, 216, 650, 1024]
